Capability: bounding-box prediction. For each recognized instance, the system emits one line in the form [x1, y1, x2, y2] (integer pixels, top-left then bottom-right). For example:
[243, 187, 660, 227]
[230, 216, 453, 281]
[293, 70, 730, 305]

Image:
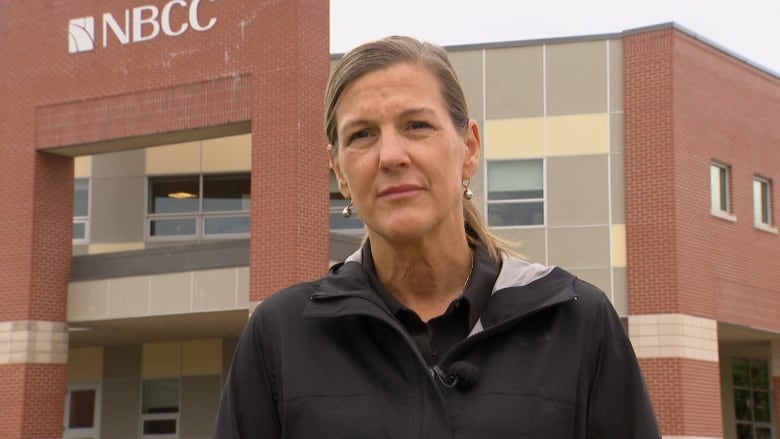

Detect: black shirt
[361, 241, 500, 366]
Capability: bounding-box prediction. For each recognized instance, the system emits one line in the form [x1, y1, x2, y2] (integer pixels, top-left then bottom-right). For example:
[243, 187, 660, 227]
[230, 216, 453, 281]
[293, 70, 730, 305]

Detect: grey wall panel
[449, 49, 485, 121]
[546, 41, 607, 116]
[608, 39, 624, 112]
[547, 155, 609, 226]
[485, 46, 544, 119]
[101, 377, 141, 439]
[91, 175, 146, 243]
[494, 227, 546, 264]
[103, 345, 141, 379]
[92, 149, 145, 178]
[180, 375, 222, 438]
[547, 226, 610, 268]
[610, 152, 625, 224]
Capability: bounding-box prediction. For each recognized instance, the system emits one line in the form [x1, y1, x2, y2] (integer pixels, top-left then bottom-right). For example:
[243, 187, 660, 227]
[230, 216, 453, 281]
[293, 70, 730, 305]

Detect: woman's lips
[378, 184, 421, 199]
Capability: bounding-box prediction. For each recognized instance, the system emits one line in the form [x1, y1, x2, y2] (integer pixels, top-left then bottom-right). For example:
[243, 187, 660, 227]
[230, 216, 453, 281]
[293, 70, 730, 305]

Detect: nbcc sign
[69, 0, 218, 54]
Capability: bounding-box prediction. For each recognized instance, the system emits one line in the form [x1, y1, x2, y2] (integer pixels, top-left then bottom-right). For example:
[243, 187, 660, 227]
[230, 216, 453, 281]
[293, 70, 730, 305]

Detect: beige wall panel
[546, 40, 607, 116]
[92, 149, 145, 178]
[67, 346, 103, 381]
[609, 39, 624, 112]
[493, 227, 546, 264]
[610, 113, 624, 153]
[74, 156, 92, 178]
[450, 50, 485, 120]
[146, 141, 201, 175]
[150, 272, 192, 315]
[547, 226, 610, 268]
[547, 113, 609, 156]
[87, 242, 145, 254]
[485, 46, 544, 119]
[193, 269, 237, 312]
[202, 134, 251, 173]
[485, 118, 544, 159]
[237, 267, 250, 308]
[108, 276, 149, 318]
[547, 155, 609, 226]
[610, 152, 625, 224]
[566, 267, 611, 298]
[611, 224, 626, 267]
[90, 175, 146, 244]
[612, 267, 627, 316]
[142, 341, 182, 378]
[67, 280, 108, 321]
[182, 339, 222, 376]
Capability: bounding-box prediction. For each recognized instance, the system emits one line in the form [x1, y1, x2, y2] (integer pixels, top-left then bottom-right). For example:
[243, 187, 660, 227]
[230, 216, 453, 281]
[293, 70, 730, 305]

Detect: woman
[213, 36, 660, 438]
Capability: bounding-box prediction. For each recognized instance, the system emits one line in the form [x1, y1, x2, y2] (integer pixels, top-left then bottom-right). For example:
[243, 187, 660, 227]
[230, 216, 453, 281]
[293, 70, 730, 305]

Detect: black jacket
[213, 251, 660, 438]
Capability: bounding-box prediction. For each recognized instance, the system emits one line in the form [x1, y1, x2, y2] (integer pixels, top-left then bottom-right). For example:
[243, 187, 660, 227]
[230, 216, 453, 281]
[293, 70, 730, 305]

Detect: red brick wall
[625, 26, 780, 438]
[0, 0, 329, 435]
[624, 28, 679, 315]
[0, 364, 67, 439]
[640, 357, 724, 437]
[625, 27, 780, 325]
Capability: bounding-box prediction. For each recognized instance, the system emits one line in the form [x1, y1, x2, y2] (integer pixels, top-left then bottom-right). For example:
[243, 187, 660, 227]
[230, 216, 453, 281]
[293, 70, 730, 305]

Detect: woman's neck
[369, 233, 474, 322]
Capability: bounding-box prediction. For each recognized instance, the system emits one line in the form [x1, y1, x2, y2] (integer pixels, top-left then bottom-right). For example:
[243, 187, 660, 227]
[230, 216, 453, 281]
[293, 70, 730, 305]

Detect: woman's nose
[377, 130, 410, 169]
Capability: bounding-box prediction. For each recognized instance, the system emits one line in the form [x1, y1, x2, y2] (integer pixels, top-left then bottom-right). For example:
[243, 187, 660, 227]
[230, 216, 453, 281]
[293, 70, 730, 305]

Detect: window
[732, 358, 773, 439]
[141, 378, 179, 438]
[63, 383, 100, 439]
[147, 173, 250, 239]
[329, 171, 363, 231]
[73, 178, 90, 244]
[753, 177, 774, 229]
[487, 159, 544, 226]
[710, 162, 732, 216]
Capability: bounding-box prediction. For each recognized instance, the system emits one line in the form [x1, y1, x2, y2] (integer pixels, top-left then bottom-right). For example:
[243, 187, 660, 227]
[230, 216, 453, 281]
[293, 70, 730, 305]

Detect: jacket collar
[305, 247, 576, 330]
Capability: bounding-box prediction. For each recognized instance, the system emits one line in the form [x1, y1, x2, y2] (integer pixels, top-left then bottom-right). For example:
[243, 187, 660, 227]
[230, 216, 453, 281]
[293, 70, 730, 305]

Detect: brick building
[0, 1, 778, 438]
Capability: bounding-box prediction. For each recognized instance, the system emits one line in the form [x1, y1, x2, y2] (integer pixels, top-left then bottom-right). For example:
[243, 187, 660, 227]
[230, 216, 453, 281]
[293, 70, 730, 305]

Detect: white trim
[64, 381, 102, 439]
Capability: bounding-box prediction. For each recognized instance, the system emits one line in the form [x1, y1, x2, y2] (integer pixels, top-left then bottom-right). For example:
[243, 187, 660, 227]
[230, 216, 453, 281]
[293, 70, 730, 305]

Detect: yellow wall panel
[202, 134, 251, 172]
[182, 339, 221, 376]
[485, 118, 544, 159]
[67, 346, 103, 381]
[546, 113, 609, 156]
[142, 341, 181, 378]
[74, 156, 92, 178]
[87, 242, 145, 255]
[611, 224, 626, 267]
[146, 141, 201, 175]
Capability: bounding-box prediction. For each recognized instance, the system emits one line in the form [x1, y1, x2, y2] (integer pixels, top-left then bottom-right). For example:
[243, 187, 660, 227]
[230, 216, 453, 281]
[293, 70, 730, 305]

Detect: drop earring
[462, 180, 474, 200]
[341, 200, 353, 218]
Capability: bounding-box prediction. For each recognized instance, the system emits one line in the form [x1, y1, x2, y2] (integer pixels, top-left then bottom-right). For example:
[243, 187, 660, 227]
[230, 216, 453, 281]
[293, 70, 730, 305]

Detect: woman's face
[329, 62, 480, 244]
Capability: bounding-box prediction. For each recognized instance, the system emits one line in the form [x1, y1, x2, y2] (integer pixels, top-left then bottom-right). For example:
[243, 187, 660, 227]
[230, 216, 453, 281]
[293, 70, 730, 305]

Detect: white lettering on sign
[69, 0, 217, 54]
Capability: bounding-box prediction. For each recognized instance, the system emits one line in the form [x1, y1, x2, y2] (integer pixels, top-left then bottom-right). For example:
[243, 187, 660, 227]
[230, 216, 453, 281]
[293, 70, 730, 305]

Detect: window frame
[73, 177, 91, 245]
[145, 173, 251, 241]
[140, 378, 180, 439]
[731, 357, 774, 439]
[63, 381, 102, 439]
[710, 161, 736, 222]
[485, 158, 545, 228]
[753, 176, 777, 233]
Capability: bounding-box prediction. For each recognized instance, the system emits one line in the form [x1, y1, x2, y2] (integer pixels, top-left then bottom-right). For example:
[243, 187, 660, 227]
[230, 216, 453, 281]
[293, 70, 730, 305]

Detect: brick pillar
[624, 28, 724, 438]
[0, 151, 72, 438]
[249, 0, 330, 303]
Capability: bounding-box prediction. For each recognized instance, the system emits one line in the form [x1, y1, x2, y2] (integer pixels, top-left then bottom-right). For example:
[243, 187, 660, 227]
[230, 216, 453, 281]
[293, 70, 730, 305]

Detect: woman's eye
[409, 121, 431, 130]
[347, 130, 372, 143]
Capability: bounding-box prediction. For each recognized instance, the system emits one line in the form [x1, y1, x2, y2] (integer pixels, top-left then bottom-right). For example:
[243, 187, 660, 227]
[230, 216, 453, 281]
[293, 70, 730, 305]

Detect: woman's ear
[462, 119, 481, 179]
[327, 144, 351, 199]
